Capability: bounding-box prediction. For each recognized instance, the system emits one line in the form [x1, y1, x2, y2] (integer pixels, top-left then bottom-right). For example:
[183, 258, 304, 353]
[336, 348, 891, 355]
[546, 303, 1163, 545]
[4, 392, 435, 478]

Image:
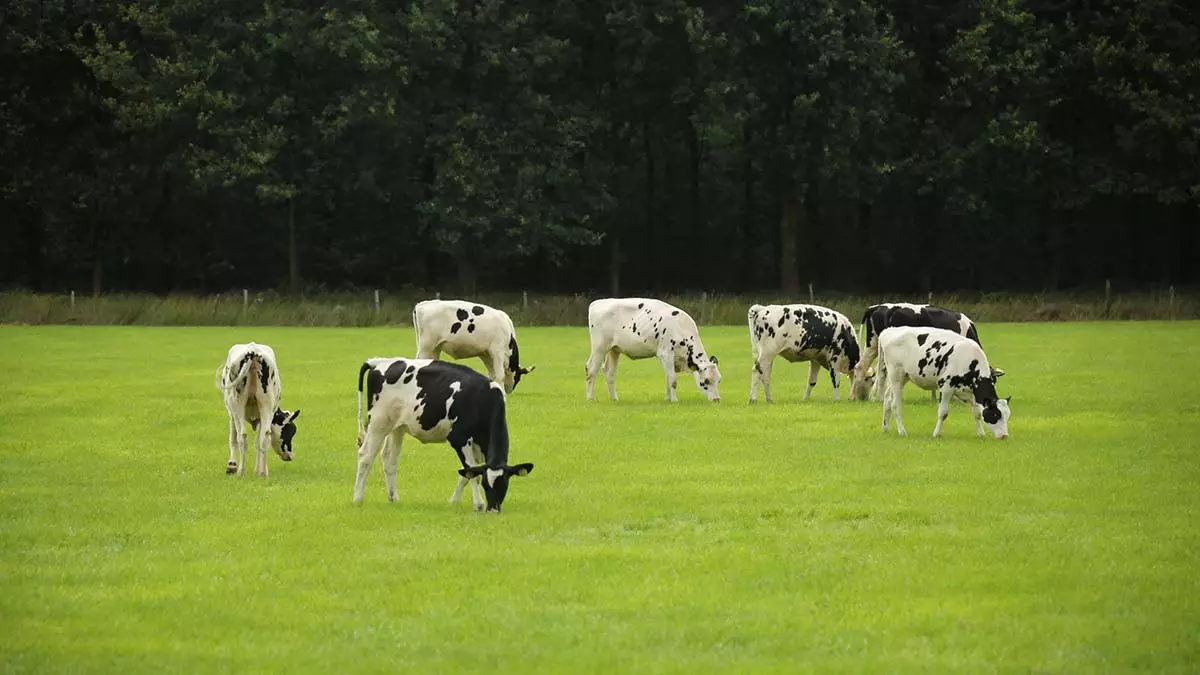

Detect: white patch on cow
[486, 468, 503, 488]
[585, 298, 722, 402]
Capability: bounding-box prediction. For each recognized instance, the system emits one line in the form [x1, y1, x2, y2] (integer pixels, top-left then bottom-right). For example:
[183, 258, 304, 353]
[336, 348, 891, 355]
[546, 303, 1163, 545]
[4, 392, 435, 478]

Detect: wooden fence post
[1169, 285, 1176, 321]
[808, 282, 814, 304]
[927, 291, 933, 304]
[1104, 279, 1112, 318]
[70, 290, 75, 309]
[523, 291, 529, 310]
[243, 289, 248, 313]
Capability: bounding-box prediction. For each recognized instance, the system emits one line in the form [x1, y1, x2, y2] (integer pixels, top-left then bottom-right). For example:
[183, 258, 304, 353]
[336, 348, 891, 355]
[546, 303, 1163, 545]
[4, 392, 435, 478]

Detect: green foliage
[2, 324, 1199, 671]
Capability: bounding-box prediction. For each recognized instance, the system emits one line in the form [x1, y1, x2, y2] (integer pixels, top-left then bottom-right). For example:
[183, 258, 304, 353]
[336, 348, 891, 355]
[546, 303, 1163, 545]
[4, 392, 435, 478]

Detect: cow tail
[357, 361, 372, 442]
[216, 356, 253, 391]
[860, 306, 876, 350]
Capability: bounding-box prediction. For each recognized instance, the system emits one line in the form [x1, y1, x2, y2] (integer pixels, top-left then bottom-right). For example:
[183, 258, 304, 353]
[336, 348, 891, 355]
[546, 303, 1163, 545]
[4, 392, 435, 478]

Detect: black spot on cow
[402, 372, 414, 384]
[450, 322, 462, 334]
[258, 359, 272, 393]
[917, 357, 928, 375]
[981, 405, 1002, 424]
[932, 346, 954, 372]
[777, 314, 787, 328]
[917, 333, 929, 346]
[472, 305, 485, 316]
[671, 310, 679, 316]
[406, 365, 415, 374]
[638, 302, 644, 309]
[468, 323, 476, 333]
[796, 309, 836, 352]
[456, 308, 469, 321]
[384, 359, 408, 384]
[360, 362, 385, 412]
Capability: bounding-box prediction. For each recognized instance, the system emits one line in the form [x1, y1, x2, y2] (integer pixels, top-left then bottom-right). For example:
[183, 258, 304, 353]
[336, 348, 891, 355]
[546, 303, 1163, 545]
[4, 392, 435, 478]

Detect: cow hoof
[226, 463, 237, 474]
[473, 503, 485, 513]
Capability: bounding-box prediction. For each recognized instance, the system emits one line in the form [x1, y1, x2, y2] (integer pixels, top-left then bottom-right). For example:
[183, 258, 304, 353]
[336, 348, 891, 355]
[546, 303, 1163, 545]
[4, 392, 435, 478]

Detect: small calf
[215, 342, 300, 476]
[355, 358, 534, 512]
[877, 326, 1011, 439]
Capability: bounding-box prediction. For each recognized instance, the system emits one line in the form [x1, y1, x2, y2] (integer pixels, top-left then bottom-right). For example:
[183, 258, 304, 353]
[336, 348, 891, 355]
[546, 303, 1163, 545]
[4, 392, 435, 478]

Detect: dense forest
[2, 0, 1197, 296]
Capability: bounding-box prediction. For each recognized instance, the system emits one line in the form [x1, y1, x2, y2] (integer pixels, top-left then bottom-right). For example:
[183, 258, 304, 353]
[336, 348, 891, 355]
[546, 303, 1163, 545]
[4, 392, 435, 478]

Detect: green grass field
[2, 323, 1199, 673]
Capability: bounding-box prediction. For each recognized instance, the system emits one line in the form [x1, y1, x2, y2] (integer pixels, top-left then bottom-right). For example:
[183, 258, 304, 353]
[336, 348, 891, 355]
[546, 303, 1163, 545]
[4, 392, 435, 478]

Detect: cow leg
[254, 402, 272, 478]
[828, 358, 842, 402]
[382, 431, 405, 502]
[353, 427, 389, 504]
[885, 377, 908, 437]
[803, 361, 821, 401]
[226, 417, 241, 474]
[603, 350, 621, 401]
[931, 393, 953, 438]
[751, 356, 774, 404]
[449, 445, 470, 504]
[658, 351, 678, 402]
[585, 348, 605, 401]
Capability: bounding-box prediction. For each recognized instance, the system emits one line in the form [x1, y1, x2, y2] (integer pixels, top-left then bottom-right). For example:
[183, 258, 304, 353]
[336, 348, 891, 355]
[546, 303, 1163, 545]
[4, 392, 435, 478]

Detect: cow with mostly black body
[354, 358, 534, 512]
[877, 326, 1011, 439]
[852, 302, 984, 401]
[413, 299, 534, 394]
[585, 298, 722, 402]
[747, 304, 862, 403]
[215, 342, 300, 477]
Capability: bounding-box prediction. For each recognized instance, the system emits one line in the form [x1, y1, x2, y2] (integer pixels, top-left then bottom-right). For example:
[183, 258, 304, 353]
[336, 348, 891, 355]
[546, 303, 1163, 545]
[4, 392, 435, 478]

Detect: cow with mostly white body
[585, 298, 722, 402]
[413, 299, 534, 394]
[215, 342, 300, 477]
[354, 358, 534, 512]
[747, 303, 862, 403]
[877, 326, 1011, 439]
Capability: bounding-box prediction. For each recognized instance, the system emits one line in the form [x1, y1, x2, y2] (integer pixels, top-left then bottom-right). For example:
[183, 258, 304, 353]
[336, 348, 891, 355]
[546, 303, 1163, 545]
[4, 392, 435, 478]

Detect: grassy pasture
[1, 322, 1199, 673]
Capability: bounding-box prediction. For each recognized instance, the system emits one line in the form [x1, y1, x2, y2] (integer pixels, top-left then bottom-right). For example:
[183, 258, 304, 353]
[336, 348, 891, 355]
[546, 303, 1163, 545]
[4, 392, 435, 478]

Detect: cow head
[977, 396, 1011, 439]
[690, 354, 722, 402]
[270, 408, 301, 460]
[505, 336, 535, 393]
[458, 463, 535, 513]
[850, 367, 875, 401]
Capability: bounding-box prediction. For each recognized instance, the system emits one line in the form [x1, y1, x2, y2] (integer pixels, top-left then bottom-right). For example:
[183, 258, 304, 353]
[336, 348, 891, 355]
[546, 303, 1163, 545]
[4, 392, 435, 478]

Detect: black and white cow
[354, 358, 534, 512]
[585, 298, 722, 402]
[747, 304, 862, 403]
[413, 299, 535, 394]
[878, 326, 1011, 439]
[852, 302, 983, 401]
[215, 342, 300, 477]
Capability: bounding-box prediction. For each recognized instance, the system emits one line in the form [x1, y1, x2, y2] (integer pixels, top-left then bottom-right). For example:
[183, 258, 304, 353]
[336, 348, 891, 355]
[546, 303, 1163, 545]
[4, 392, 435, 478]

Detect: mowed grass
[1, 322, 1199, 673]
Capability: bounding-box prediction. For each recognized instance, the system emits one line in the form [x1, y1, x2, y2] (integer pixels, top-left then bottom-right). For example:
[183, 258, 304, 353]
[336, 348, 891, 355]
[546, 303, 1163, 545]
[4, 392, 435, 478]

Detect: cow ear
[520, 365, 536, 375]
[992, 368, 1005, 379]
[710, 355, 719, 365]
[287, 409, 301, 423]
[458, 466, 486, 479]
[506, 463, 534, 477]
[1004, 395, 1012, 403]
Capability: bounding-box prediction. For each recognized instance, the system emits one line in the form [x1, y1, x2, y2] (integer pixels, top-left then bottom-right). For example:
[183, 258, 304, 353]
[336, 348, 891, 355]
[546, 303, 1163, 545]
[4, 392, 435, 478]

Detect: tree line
[2, 0, 1197, 297]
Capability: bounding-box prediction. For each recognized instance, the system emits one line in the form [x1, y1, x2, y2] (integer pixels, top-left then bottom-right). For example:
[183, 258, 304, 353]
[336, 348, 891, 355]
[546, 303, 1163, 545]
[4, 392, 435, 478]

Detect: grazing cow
[354, 358, 534, 512]
[413, 299, 534, 394]
[585, 298, 722, 402]
[852, 303, 983, 401]
[747, 304, 862, 403]
[215, 342, 300, 477]
[877, 326, 1011, 439]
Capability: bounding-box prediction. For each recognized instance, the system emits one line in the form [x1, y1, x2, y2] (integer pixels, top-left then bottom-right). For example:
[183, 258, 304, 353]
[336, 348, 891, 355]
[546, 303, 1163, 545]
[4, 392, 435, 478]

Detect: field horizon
[2, 322, 1198, 673]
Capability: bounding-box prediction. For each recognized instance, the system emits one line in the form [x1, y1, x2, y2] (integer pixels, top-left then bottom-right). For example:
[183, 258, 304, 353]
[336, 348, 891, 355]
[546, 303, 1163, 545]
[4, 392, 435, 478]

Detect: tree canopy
[2, 0, 1196, 295]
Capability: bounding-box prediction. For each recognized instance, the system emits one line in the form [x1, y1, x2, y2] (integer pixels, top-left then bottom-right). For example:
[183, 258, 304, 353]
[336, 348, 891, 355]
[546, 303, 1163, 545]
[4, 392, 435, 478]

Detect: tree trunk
[643, 120, 656, 289]
[609, 232, 620, 296]
[739, 124, 755, 290]
[779, 182, 801, 296]
[456, 255, 478, 296]
[288, 196, 300, 296]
